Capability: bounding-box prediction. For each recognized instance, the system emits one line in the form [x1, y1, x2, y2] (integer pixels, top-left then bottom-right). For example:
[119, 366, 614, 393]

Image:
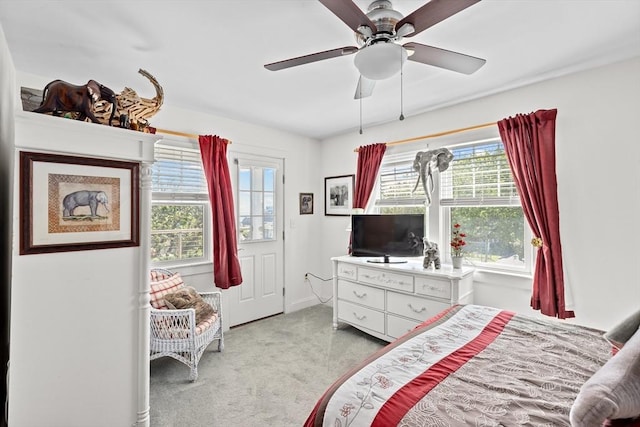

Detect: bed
[305, 304, 640, 427]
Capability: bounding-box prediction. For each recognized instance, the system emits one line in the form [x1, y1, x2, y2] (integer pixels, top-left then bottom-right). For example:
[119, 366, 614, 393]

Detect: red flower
[451, 224, 466, 257]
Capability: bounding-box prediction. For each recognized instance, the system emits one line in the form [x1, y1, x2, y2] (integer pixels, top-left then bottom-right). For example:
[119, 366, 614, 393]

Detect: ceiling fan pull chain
[399, 47, 405, 121]
[359, 81, 364, 134]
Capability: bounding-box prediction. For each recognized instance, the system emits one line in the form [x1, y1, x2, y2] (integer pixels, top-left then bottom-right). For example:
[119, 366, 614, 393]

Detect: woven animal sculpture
[412, 148, 454, 206]
[423, 238, 441, 269]
[92, 69, 164, 129]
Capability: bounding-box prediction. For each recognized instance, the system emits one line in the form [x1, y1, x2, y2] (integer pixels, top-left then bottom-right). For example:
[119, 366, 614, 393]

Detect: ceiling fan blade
[395, 0, 481, 38]
[354, 76, 376, 99]
[319, 0, 377, 35]
[264, 46, 358, 71]
[404, 42, 485, 74]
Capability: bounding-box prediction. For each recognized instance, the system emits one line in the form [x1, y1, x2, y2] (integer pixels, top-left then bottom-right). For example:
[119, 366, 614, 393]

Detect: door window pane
[237, 164, 277, 242]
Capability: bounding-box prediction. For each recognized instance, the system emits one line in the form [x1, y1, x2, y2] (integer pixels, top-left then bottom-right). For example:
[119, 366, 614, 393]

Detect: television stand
[332, 255, 474, 342]
[366, 254, 407, 264]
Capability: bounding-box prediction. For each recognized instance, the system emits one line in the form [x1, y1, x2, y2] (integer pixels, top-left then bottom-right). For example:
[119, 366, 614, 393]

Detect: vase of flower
[452, 256, 463, 269]
[450, 223, 466, 269]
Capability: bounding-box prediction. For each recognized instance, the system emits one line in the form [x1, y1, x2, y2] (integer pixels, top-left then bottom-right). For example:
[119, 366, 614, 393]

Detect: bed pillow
[149, 273, 185, 309]
[569, 326, 640, 426]
[164, 286, 216, 325]
[605, 309, 640, 350]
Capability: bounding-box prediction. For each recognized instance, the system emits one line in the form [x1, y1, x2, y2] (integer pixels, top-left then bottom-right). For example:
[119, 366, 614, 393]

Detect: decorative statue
[33, 79, 117, 124]
[412, 148, 454, 205]
[423, 238, 441, 269]
[92, 69, 164, 129]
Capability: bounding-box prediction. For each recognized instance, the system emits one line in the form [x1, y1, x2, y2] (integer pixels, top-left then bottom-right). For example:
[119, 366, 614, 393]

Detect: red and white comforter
[305, 304, 610, 427]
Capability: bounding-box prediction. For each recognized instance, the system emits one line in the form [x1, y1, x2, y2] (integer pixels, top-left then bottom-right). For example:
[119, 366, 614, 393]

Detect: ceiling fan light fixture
[354, 43, 407, 80]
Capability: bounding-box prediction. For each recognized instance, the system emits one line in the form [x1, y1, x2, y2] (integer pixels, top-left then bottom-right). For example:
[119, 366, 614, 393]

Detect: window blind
[375, 152, 426, 207]
[152, 144, 208, 200]
[440, 139, 519, 206]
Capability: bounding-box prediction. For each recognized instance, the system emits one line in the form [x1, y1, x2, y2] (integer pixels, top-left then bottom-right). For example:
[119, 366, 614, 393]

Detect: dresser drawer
[358, 267, 414, 293]
[337, 280, 385, 310]
[387, 292, 449, 322]
[387, 314, 420, 340]
[338, 300, 385, 334]
[336, 263, 357, 280]
[415, 276, 452, 300]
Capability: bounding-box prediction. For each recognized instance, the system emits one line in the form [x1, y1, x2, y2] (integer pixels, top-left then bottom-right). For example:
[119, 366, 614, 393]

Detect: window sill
[473, 266, 532, 280]
[151, 261, 213, 276]
[471, 267, 533, 291]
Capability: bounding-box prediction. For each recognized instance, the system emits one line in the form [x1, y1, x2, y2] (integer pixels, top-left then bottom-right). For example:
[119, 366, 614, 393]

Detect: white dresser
[332, 255, 474, 342]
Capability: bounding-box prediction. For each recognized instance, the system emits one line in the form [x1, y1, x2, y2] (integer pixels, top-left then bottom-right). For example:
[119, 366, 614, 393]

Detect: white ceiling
[1, 0, 639, 140]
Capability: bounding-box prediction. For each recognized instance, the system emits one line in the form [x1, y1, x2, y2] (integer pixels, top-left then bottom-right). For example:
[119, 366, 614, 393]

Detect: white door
[227, 153, 284, 327]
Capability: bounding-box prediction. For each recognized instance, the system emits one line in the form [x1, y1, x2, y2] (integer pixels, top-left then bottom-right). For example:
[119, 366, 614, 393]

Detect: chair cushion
[164, 286, 216, 325]
[195, 312, 218, 335]
[149, 273, 185, 309]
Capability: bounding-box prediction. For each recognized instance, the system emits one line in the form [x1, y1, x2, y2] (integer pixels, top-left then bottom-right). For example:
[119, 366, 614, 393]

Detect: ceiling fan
[264, 0, 486, 99]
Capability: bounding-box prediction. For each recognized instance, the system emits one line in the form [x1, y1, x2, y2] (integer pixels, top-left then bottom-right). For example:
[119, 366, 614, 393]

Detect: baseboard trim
[287, 296, 323, 314]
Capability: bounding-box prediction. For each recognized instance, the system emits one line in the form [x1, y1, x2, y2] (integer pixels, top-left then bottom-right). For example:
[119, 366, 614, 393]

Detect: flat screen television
[351, 214, 425, 260]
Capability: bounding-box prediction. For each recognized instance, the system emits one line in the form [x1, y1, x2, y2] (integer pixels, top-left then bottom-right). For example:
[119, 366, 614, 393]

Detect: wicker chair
[149, 268, 223, 381]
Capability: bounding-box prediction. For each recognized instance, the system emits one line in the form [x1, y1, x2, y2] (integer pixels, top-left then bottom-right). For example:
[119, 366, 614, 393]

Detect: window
[237, 161, 276, 242]
[151, 143, 209, 265]
[373, 138, 531, 273]
[440, 139, 530, 272]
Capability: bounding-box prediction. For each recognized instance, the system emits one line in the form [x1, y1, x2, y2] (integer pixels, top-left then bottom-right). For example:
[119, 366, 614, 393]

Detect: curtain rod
[154, 127, 232, 144]
[354, 121, 496, 152]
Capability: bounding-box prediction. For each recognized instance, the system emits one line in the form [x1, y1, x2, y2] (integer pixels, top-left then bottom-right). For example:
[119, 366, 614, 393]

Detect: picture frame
[19, 151, 140, 255]
[299, 193, 314, 215]
[324, 174, 355, 216]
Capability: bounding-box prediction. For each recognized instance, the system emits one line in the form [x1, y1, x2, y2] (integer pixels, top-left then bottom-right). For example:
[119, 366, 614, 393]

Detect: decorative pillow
[605, 309, 640, 350]
[150, 269, 172, 282]
[149, 273, 185, 309]
[570, 327, 640, 426]
[163, 286, 216, 325]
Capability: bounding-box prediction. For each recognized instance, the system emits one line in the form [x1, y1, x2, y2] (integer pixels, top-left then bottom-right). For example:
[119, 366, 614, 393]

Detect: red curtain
[354, 143, 387, 209]
[498, 109, 574, 319]
[199, 135, 243, 289]
[349, 143, 387, 253]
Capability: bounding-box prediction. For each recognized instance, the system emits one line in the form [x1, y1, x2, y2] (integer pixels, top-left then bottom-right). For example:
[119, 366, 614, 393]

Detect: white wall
[9, 113, 158, 427]
[319, 57, 640, 331]
[0, 24, 15, 427]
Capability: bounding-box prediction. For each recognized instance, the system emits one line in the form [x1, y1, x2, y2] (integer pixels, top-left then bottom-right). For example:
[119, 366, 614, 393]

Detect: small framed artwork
[324, 174, 355, 216]
[299, 193, 314, 215]
[19, 151, 140, 255]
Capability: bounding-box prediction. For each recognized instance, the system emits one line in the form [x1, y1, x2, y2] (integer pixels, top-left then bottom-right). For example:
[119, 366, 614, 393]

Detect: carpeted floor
[149, 303, 386, 426]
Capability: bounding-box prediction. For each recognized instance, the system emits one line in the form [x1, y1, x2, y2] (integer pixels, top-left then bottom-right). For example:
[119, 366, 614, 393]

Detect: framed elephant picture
[19, 151, 140, 255]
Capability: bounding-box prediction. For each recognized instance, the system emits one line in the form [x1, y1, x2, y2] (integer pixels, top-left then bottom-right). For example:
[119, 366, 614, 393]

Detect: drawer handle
[425, 285, 444, 292]
[342, 270, 355, 276]
[353, 312, 367, 321]
[353, 290, 367, 298]
[362, 273, 411, 287]
[408, 304, 426, 314]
